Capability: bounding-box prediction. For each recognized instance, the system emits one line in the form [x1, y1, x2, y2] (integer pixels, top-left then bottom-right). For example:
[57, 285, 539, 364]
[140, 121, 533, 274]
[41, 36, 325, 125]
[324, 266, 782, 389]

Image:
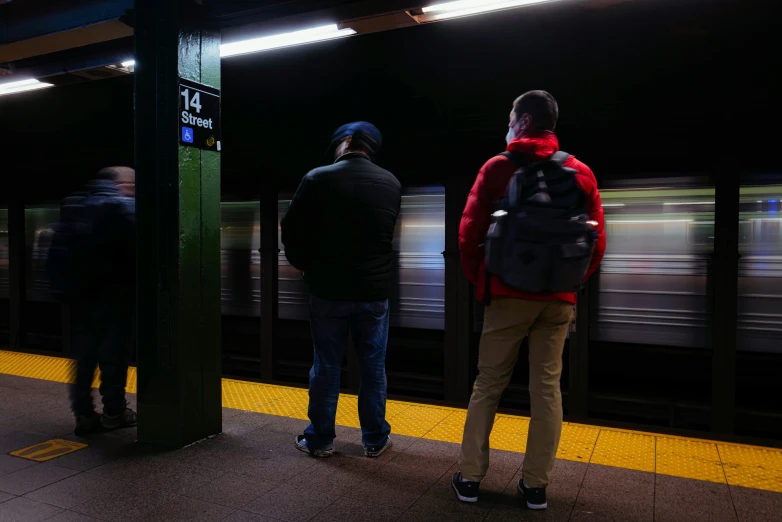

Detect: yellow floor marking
[10, 439, 87, 462]
[490, 416, 530, 453]
[557, 423, 600, 463]
[718, 444, 782, 492]
[589, 429, 657, 473]
[656, 437, 725, 483]
[3, 349, 782, 494]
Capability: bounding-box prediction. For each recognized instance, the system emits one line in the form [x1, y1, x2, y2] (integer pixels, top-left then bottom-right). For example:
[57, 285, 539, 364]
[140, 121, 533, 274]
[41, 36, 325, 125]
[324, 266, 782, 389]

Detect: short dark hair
[513, 90, 559, 131]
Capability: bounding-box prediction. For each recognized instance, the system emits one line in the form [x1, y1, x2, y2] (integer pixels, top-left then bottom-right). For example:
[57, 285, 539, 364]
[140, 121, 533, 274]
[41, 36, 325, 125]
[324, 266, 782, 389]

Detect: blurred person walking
[47, 167, 138, 435]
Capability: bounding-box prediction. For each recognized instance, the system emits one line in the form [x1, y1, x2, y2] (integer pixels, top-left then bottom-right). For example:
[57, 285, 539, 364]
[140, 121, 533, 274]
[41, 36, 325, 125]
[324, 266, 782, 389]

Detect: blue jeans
[304, 295, 392, 450]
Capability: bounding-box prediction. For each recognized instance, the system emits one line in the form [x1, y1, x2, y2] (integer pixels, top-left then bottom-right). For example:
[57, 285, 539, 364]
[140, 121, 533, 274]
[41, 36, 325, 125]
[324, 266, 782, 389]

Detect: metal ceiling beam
[0, 0, 132, 63]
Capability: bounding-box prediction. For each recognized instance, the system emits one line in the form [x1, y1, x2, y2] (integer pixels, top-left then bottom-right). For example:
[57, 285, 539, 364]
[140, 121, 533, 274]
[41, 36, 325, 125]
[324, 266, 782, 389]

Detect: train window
[737, 184, 782, 353]
[594, 185, 715, 348]
[392, 186, 445, 330]
[24, 205, 59, 303]
[220, 202, 261, 317]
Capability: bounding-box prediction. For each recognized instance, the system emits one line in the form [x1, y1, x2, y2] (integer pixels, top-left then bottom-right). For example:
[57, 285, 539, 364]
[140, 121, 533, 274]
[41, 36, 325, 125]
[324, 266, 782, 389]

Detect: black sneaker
[364, 436, 392, 458]
[101, 408, 137, 430]
[74, 411, 100, 436]
[294, 435, 333, 458]
[518, 479, 547, 510]
[452, 472, 480, 503]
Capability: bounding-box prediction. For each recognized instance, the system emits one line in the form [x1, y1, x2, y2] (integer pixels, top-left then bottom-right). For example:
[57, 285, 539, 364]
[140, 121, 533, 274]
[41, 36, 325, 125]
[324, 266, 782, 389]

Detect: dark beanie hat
[329, 121, 382, 157]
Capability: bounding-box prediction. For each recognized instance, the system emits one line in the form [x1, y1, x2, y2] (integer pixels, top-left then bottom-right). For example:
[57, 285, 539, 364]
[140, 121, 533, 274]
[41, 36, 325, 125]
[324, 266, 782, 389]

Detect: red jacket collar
[506, 130, 560, 160]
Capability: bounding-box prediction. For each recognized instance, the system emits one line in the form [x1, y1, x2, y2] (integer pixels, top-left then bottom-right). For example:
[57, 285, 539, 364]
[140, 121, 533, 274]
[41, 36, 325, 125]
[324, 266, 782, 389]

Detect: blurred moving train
[0, 180, 780, 350]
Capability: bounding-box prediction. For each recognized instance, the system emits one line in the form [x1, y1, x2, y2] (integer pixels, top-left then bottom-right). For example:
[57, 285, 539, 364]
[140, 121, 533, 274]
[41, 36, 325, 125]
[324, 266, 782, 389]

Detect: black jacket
[55, 180, 136, 304]
[281, 153, 402, 302]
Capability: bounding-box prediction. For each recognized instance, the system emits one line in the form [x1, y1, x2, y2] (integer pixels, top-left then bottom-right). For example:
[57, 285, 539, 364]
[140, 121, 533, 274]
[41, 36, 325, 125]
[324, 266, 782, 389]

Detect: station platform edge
[1, 349, 780, 495]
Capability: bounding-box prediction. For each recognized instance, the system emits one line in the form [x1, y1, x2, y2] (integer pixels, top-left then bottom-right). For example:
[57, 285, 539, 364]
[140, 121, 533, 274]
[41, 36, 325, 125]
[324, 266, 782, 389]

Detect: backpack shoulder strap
[550, 150, 570, 166]
[501, 152, 534, 208]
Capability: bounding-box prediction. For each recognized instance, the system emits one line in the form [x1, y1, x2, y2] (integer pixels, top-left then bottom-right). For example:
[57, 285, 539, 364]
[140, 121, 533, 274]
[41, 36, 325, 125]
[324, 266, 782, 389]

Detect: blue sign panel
[182, 126, 194, 144]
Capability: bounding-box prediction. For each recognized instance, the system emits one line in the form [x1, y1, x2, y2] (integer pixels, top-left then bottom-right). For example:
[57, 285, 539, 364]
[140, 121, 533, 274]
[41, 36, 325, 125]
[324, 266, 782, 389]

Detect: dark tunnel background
[1, 0, 779, 201]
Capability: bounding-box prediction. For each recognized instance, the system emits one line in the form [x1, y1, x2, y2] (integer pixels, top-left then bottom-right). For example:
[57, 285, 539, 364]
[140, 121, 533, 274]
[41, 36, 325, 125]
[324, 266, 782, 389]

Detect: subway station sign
[179, 78, 221, 152]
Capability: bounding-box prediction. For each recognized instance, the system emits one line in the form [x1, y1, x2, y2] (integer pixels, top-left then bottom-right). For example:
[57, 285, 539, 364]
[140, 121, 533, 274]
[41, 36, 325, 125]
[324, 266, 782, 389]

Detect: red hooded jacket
[459, 131, 606, 305]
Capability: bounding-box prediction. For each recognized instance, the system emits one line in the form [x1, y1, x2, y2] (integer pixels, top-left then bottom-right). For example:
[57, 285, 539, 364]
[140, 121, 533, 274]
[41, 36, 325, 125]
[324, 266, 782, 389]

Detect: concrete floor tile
[0, 492, 13, 504]
[141, 462, 226, 496]
[485, 504, 573, 522]
[221, 412, 275, 437]
[184, 471, 273, 509]
[401, 437, 462, 460]
[0, 429, 47, 454]
[0, 454, 36, 477]
[138, 495, 236, 522]
[48, 444, 123, 472]
[0, 497, 64, 522]
[223, 511, 285, 522]
[0, 463, 80, 496]
[222, 408, 247, 420]
[655, 474, 737, 522]
[288, 461, 371, 495]
[0, 407, 76, 438]
[41, 511, 104, 522]
[259, 415, 310, 435]
[570, 464, 654, 522]
[237, 453, 317, 482]
[730, 485, 782, 522]
[24, 471, 125, 509]
[378, 457, 455, 483]
[0, 375, 67, 396]
[309, 496, 405, 522]
[0, 391, 70, 419]
[402, 497, 489, 522]
[344, 472, 435, 509]
[243, 482, 340, 521]
[70, 481, 178, 522]
[88, 453, 179, 483]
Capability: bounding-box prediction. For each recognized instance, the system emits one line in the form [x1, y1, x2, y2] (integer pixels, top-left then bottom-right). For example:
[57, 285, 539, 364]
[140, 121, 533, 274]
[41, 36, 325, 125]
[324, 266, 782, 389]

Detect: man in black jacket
[281, 122, 401, 458]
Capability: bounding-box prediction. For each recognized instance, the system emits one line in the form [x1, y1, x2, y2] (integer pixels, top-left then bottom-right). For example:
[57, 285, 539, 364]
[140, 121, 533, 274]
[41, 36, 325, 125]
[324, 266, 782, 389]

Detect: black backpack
[484, 150, 595, 301]
[45, 194, 104, 302]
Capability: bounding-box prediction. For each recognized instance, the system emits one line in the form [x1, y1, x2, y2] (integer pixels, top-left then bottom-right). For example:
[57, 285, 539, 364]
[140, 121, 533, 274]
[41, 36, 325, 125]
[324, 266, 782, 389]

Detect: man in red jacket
[452, 91, 605, 509]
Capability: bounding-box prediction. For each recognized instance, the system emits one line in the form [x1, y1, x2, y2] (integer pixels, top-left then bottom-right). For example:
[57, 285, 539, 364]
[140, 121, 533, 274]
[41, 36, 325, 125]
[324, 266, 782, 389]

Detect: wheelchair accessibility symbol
[182, 126, 194, 143]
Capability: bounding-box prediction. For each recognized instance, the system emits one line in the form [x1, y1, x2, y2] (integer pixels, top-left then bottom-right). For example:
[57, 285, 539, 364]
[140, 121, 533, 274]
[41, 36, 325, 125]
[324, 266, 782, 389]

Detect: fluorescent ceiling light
[0, 78, 54, 97]
[121, 60, 135, 67]
[419, 0, 562, 22]
[221, 24, 356, 58]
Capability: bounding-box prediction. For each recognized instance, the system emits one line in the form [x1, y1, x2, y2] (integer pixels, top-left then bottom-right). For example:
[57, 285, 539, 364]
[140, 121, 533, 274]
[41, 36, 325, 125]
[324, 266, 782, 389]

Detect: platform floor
[1, 350, 782, 521]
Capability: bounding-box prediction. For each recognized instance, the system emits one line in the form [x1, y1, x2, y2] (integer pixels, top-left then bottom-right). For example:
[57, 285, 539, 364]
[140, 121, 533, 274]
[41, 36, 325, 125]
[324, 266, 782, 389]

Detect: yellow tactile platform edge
[2, 349, 782, 493]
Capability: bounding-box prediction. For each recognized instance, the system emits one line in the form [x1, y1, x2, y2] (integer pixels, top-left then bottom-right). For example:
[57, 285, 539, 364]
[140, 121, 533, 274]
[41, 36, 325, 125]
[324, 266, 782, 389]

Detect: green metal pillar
[134, 0, 222, 447]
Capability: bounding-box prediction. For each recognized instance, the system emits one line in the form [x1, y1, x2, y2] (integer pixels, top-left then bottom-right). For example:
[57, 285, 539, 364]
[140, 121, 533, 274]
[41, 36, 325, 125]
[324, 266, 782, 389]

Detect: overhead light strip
[418, 0, 562, 22]
[220, 24, 356, 58]
[0, 78, 54, 97]
[117, 24, 357, 69]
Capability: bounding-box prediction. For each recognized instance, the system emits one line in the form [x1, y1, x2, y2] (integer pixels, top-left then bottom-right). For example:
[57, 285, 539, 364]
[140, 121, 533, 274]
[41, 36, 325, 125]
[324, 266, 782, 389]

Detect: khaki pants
[458, 297, 574, 488]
